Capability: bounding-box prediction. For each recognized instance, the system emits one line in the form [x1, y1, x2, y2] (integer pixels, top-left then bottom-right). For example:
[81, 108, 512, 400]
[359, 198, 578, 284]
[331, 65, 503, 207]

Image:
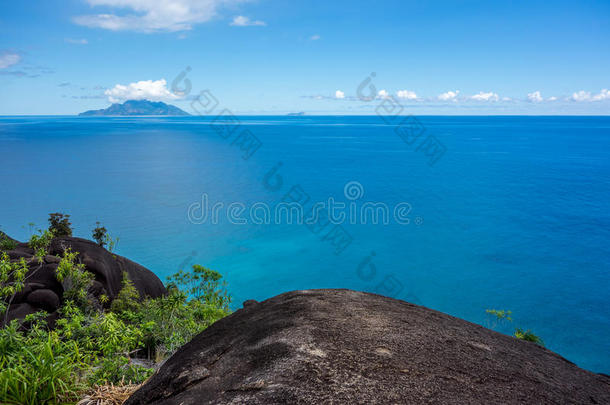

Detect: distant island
[79, 99, 190, 116]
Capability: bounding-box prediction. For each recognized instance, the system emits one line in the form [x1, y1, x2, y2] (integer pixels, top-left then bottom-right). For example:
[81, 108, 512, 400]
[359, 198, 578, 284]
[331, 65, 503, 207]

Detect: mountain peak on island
[78, 99, 190, 116]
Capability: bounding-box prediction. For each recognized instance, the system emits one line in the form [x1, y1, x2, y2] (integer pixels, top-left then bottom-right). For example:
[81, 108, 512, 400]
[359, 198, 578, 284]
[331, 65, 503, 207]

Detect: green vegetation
[48, 213, 73, 237]
[92, 222, 119, 252]
[0, 253, 28, 319]
[55, 249, 95, 310]
[486, 308, 544, 346]
[92, 222, 108, 246]
[28, 229, 55, 260]
[0, 217, 231, 404]
[514, 328, 544, 345]
[0, 232, 17, 251]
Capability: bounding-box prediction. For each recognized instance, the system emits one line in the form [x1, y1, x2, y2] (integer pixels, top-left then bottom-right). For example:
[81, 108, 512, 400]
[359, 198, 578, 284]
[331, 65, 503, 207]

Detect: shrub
[48, 213, 72, 237]
[485, 309, 512, 321]
[130, 288, 229, 360]
[92, 222, 119, 253]
[92, 222, 108, 247]
[28, 229, 55, 260]
[90, 356, 153, 386]
[55, 249, 94, 311]
[485, 308, 544, 346]
[514, 328, 544, 346]
[110, 273, 140, 314]
[0, 252, 28, 318]
[0, 233, 17, 251]
[166, 264, 231, 310]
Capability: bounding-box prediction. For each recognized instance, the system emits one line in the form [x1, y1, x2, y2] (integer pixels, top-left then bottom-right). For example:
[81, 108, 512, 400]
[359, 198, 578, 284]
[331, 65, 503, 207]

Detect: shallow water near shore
[1, 115, 609, 373]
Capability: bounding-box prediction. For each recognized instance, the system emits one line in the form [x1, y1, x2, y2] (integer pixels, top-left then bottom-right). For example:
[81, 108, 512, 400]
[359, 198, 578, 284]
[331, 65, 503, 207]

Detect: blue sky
[0, 0, 609, 115]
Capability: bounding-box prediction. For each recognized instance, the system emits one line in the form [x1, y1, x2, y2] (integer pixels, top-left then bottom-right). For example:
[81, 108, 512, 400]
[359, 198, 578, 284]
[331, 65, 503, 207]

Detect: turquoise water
[1, 115, 609, 373]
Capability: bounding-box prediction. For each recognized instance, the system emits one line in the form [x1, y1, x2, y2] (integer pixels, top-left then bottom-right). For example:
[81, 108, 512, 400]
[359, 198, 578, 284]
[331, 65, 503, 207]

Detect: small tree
[55, 249, 93, 310]
[110, 272, 141, 314]
[48, 213, 72, 237]
[92, 222, 108, 247]
[92, 222, 119, 253]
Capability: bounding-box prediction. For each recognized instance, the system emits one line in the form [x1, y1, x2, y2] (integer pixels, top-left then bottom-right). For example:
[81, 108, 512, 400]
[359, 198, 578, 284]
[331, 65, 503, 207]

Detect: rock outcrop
[126, 289, 610, 405]
[2, 235, 166, 325]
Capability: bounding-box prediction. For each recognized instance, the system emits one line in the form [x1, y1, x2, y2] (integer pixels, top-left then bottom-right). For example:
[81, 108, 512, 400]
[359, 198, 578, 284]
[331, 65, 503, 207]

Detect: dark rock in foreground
[127, 289, 610, 405]
[2, 236, 166, 325]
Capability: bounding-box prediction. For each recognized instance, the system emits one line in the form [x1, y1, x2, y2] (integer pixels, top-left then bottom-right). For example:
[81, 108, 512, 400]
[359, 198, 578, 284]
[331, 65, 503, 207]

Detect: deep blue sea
[1, 115, 609, 373]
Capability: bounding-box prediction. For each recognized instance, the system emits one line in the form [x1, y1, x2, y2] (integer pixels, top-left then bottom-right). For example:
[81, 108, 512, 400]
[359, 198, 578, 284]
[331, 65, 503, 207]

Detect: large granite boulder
[49, 237, 166, 300]
[126, 289, 610, 405]
[2, 235, 166, 326]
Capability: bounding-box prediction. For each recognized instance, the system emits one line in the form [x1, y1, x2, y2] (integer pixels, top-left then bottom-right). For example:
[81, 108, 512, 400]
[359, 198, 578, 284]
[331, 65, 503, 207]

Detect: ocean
[1, 115, 609, 373]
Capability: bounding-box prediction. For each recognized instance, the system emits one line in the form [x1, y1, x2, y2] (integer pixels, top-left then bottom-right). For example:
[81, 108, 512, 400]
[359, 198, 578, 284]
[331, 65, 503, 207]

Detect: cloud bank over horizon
[304, 88, 610, 108]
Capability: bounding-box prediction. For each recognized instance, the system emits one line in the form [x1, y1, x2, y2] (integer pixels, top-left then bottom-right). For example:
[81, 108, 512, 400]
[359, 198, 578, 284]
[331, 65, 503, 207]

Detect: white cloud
[470, 91, 499, 102]
[527, 91, 543, 103]
[396, 90, 417, 100]
[0, 52, 20, 69]
[569, 90, 610, 102]
[571, 90, 591, 102]
[335, 90, 345, 99]
[74, 0, 248, 32]
[230, 15, 266, 26]
[569, 89, 610, 102]
[65, 38, 88, 45]
[548, 96, 557, 101]
[104, 79, 179, 103]
[592, 89, 610, 101]
[310, 34, 321, 41]
[377, 89, 389, 99]
[438, 90, 459, 101]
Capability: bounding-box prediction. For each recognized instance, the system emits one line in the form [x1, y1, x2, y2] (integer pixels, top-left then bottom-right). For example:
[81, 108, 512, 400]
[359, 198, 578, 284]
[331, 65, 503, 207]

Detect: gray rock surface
[126, 289, 610, 405]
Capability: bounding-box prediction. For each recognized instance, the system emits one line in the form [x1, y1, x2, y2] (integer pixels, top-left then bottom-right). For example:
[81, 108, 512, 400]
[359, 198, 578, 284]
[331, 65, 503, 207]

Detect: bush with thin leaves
[485, 308, 544, 346]
[514, 328, 544, 346]
[28, 229, 54, 260]
[0, 252, 28, 319]
[55, 249, 94, 311]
